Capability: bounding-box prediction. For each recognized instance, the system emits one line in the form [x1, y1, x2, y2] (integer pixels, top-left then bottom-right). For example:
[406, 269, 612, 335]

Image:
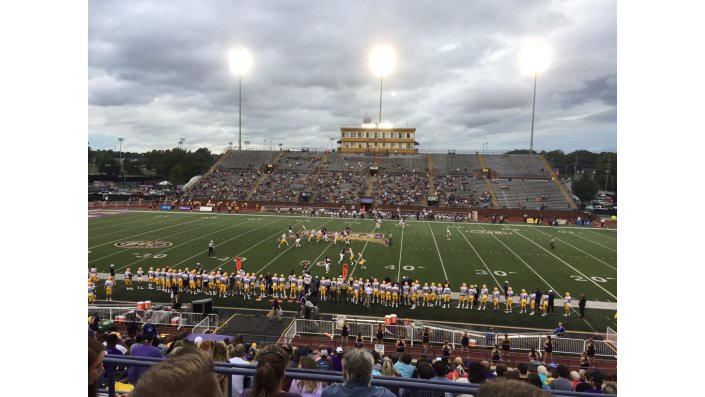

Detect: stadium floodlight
[369, 45, 397, 126]
[118, 137, 124, 177]
[520, 40, 552, 155]
[228, 46, 253, 151]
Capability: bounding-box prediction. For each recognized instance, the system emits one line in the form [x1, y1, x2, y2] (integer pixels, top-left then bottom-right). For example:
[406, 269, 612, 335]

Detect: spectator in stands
[536, 366, 549, 389]
[104, 332, 124, 378]
[127, 332, 164, 384]
[213, 342, 230, 396]
[332, 347, 344, 372]
[602, 381, 616, 394]
[289, 356, 325, 397]
[317, 350, 333, 371]
[127, 317, 139, 339]
[480, 360, 495, 381]
[494, 365, 507, 379]
[585, 371, 604, 393]
[380, 358, 399, 377]
[516, 363, 529, 382]
[89, 336, 105, 397]
[570, 371, 583, 391]
[393, 353, 415, 378]
[243, 344, 301, 397]
[142, 319, 157, 341]
[503, 370, 519, 380]
[477, 378, 551, 397]
[447, 357, 468, 381]
[526, 373, 544, 390]
[467, 361, 486, 385]
[130, 348, 223, 397]
[553, 322, 565, 337]
[321, 348, 395, 397]
[229, 344, 250, 397]
[548, 365, 572, 392]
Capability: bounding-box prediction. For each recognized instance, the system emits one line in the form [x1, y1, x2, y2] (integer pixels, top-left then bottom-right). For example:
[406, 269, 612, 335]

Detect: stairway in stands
[427, 154, 436, 207]
[477, 154, 499, 209]
[246, 151, 285, 201]
[306, 151, 329, 202]
[540, 154, 577, 209]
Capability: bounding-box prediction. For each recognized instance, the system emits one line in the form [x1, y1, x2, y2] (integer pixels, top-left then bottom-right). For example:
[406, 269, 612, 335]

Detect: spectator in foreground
[602, 381, 617, 394]
[548, 365, 573, 392]
[289, 356, 324, 397]
[229, 344, 250, 397]
[321, 348, 395, 397]
[393, 353, 415, 379]
[243, 344, 302, 397]
[130, 348, 223, 397]
[477, 379, 551, 397]
[213, 342, 230, 396]
[127, 334, 164, 385]
[89, 336, 105, 397]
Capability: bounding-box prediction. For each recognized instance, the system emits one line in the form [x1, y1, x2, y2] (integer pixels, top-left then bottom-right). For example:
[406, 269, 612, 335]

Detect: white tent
[158, 181, 172, 186]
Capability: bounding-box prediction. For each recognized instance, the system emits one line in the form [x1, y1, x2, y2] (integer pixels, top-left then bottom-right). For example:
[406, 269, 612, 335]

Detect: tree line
[88, 147, 217, 185]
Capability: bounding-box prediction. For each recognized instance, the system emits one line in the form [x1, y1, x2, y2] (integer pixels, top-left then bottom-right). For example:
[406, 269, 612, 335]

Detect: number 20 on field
[571, 275, 614, 283]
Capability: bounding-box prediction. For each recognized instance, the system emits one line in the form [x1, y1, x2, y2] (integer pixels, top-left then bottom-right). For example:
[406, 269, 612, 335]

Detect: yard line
[348, 221, 379, 280]
[88, 216, 206, 250]
[396, 226, 405, 282]
[453, 225, 502, 290]
[89, 214, 158, 232]
[88, 215, 191, 240]
[529, 228, 617, 270]
[111, 217, 267, 272]
[510, 228, 618, 300]
[90, 215, 242, 264]
[476, 224, 597, 332]
[567, 231, 617, 253]
[253, 218, 336, 275]
[427, 223, 448, 281]
[167, 216, 292, 270]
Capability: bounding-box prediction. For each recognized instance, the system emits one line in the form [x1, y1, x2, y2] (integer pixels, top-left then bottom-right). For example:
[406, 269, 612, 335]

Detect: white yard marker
[89, 216, 206, 250]
[427, 223, 448, 281]
[453, 225, 502, 289]
[530, 228, 617, 270]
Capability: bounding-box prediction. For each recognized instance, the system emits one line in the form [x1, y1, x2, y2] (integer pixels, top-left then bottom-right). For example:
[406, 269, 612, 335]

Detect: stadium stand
[184, 150, 575, 210]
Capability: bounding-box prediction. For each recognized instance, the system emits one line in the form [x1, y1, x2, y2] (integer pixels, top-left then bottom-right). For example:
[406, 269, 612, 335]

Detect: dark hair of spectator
[253, 344, 289, 397]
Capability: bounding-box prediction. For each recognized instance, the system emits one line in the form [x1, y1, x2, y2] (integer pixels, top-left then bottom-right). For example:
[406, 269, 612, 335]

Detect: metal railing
[295, 318, 617, 358]
[88, 306, 217, 328]
[605, 327, 617, 348]
[101, 355, 615, 397]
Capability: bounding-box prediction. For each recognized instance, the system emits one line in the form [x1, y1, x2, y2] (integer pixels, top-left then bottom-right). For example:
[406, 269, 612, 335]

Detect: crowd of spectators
[90, 327, 617, 397]
[312, 172, 369, 204]
[374, 173, 429, 206]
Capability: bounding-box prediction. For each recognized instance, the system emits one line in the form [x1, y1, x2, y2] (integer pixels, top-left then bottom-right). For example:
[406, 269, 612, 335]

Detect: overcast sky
[88, 0, 616, 154]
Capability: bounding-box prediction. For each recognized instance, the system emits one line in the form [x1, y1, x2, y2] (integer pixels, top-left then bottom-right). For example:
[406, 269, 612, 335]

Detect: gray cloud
[88, 0, 616, 154]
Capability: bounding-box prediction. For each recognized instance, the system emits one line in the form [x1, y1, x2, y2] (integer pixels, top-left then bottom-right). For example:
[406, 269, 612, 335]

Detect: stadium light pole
[228, 46, 253, 151]
[117, 137, 124, 178]
[520, 40, 552, 155]
[369, 45, 397, 126]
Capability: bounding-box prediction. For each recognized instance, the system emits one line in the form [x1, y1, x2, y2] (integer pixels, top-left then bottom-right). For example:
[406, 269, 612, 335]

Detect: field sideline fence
[294, 318, 616, 358]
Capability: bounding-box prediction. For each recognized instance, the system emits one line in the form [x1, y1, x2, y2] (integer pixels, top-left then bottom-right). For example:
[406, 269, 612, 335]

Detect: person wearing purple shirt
[103, 333, 123, 376]
[331, 347, 343, 372]
[128, 335, 164, 384]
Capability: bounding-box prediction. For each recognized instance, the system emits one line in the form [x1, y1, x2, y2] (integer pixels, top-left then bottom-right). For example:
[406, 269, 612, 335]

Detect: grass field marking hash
[453, 225, 502, 290]
[568, 230, 618, 252]
[88, 214, 162, 234]
[529, 228, 617, 271]
[205, 217, 301, 273]
[476, 224, 598, 331]
[170, 218, 292, 271]
[94, 213, 241, 271]
[427, 222, 449, 281]
[88, 216, 206, 250]
[252, 218, 337, 275]
[510, 228, 618, 301]
[91, 216, 254, 267]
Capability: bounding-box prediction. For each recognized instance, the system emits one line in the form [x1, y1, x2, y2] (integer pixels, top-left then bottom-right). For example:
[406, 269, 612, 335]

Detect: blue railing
[103, 355, 614, 397]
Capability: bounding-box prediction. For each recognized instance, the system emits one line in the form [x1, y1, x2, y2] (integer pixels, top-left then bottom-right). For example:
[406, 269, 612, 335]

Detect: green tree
[571, 174, 600, 204]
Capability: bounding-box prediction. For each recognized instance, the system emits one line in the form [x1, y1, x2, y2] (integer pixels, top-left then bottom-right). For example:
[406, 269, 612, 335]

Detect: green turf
[89, 210, 617, 333]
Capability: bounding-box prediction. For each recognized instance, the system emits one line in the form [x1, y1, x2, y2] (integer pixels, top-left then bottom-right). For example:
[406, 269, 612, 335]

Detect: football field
[88, 210, 617, 333]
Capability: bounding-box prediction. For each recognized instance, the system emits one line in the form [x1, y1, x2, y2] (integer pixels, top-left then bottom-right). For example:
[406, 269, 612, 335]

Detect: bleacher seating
[186, 150, 574, 209]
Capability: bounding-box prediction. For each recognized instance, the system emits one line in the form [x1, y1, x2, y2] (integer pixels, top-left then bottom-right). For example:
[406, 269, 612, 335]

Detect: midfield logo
[115, 240, 173, 248]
